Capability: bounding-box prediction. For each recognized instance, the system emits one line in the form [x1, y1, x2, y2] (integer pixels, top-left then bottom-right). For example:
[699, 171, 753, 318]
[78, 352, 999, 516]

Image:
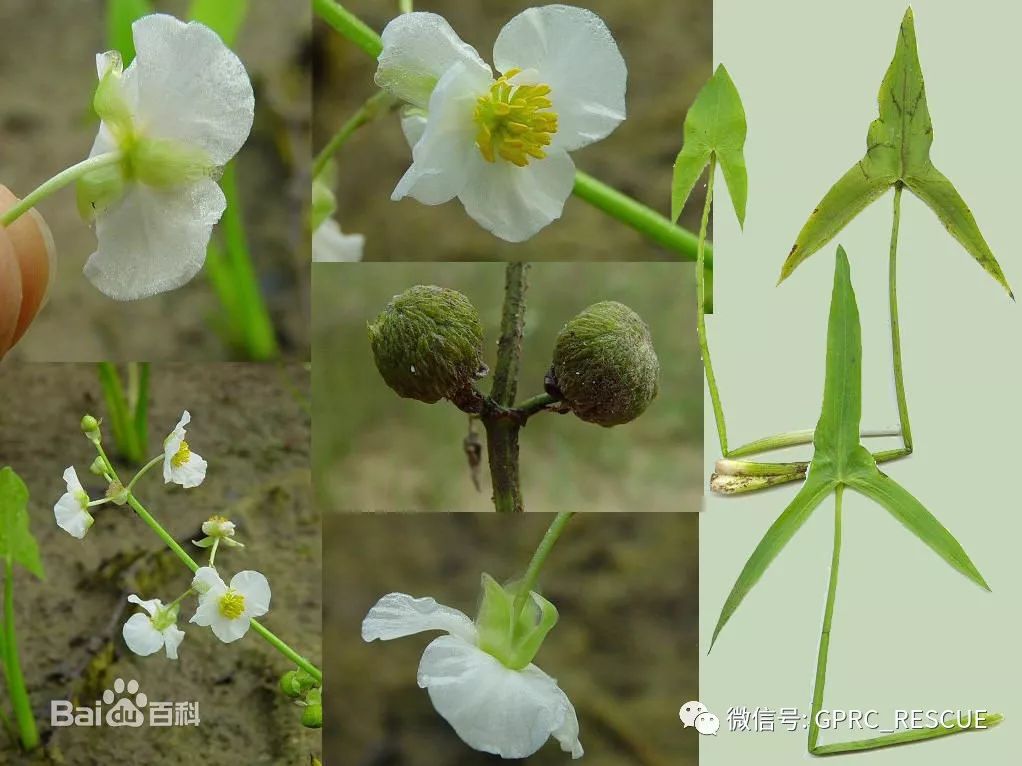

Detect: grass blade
[188, 0, 249, 46]
[106, 0, 153, 62]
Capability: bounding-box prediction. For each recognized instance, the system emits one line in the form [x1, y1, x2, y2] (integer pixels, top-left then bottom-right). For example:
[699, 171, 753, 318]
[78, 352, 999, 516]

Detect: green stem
[3, 559, 39, 750]
[808, 487, 842, 753]
[514, 392, 557, 419]
[208, 537, 220, 567]
[697, 158, 727, 455]
[126, 455, 164, 492]
[889, 184, 913, 452]
[1, 153, 121, 227]
[512, 512, 575, 625]
[727, 427, 901, 459]
[807, 487, 1001, 755]
[398, 0, 413, 13]
[486, 263, 529, 513]
[313, 91, 396, 180]
[313, 0, 382, 57]
[573, 171, 707, 264]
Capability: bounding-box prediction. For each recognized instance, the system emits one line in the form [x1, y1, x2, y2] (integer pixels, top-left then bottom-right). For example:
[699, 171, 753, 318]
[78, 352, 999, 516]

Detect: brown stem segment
[486, 263, 530, 513]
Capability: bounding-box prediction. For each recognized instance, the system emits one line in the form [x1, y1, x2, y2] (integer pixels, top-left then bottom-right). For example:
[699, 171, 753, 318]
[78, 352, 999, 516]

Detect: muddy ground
[314, 0, 711, 263]
[325, 512, 699, 766]
[0, 363, 319, 765]
[0, 0, 311, 361]
[313, 262, 702, 513]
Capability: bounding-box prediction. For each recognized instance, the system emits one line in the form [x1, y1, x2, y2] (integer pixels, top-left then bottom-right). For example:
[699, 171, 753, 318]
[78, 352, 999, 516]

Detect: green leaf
[848, 470, 990, 591]
[106, 0, 153, 64]
[671, 64, 748, 226]
[781, 8, 1011, 295]
[189, 0, 249, 46]
[0, 468, 44, 580]
[710, 473, 835, 649]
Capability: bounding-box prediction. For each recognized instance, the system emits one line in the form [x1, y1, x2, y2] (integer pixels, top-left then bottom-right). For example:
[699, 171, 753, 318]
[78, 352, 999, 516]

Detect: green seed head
[368, 285, 488, 404]
[550, 301, 659, 427]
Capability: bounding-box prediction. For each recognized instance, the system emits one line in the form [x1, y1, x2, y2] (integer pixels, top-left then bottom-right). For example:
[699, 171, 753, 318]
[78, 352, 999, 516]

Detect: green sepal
[475, 573, 559, 671]
[671, 64, 748, 227]
[94, 53, 134, 140]
[76, 163, 126, 223]
[128, 138, 214, 188]
[312, 175, 337, 232]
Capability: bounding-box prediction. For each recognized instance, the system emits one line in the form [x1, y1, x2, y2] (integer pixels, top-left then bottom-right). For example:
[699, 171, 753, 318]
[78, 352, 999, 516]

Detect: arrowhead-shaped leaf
[781, 8, 1010, 295]
[0, 467, 44, 580]
[848, 469, 989, 590]
[671, 64, 748, 226]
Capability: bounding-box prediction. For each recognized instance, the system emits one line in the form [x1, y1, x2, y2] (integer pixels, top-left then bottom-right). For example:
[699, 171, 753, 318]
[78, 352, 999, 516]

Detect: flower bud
[549, 301, 659, 427]
[89, 457, 108, 476]
[368, 285, 488, 404]
[301, 702, 323, 729]
[81, 415, 102, 443]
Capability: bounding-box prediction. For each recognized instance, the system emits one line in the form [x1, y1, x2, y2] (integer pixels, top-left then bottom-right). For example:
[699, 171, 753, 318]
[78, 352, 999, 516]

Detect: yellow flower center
[474, 68, 558, 167]
[171, 441, 191, 468]
[218, 590, 246, 620]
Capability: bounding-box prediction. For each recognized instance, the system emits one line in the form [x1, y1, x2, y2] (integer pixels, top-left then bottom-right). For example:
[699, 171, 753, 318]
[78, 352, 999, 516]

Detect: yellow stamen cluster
[474, 68, 558, 167]
[218, 590, 246, 620]
[171, 440, 191, 468]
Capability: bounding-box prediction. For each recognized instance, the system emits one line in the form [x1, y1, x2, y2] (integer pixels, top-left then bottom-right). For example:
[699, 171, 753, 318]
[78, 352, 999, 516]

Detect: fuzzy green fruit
[369, 285, 488, 403]
[550, 301, 659, 427]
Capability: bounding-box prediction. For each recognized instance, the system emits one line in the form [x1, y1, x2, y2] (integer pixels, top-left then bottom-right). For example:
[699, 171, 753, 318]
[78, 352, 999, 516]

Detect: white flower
[122, 595, 186, 660]
[201, 515, 235, 538]
[53, 467, 95, 539]
[362, 592, 583, 759]
[162, 410, 207, 488]
[189, 566, 270, 643]
[81, 14, 254, 300]
[312, 219, 364, 262]
[377, 6, 627, 242]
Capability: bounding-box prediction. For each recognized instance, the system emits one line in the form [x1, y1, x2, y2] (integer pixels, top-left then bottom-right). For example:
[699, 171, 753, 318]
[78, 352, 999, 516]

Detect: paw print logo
[103, 678, 147, 728]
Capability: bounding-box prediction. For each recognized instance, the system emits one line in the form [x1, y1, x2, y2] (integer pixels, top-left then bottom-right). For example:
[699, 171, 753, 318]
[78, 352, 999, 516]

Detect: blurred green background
[313, 0, 711, 261]
[0, 0, 311, 360]
[325, 512, 698, 766]
[313, 262, 701, 512]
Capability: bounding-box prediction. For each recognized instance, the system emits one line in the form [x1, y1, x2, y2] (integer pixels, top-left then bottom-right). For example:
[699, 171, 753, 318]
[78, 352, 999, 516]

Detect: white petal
[210, 614, 251, 643]
[125, 14, 254, 165]
[127, 594, 161, 617]
[493, 5, 626, 151]
[376, 12, 490, 108]
[191, 565, 226, 600]
[62, 466, 84, 494]
[312, 219, 364, 263]
[362, 593, 477, 644]
[189, 592, 221, 627]
[54, 496, 94, 539]
[417, 635, 583, 759]
[400, 109, 429, 150]
[122, 613, 164, 657]
[458, 148, 576, 242]
[85, 179, 226, 300]
[171, 453, 207, 489]
[163, 625, 186, 660]
[231, 570, 271, 619]
[392, 62, 491, 206]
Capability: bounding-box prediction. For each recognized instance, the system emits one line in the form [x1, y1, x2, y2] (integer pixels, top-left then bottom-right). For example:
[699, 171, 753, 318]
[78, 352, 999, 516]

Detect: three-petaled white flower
[362, 592, 583, 759]
[122, 595, 186, 660]
[163, 410, 207, 488]
[312, 219, 364, 262]
[81, 14, 254, 300]
[53, 466, 95, 539]
[376, 5, 627, 242]
[190, 566, 270, 643]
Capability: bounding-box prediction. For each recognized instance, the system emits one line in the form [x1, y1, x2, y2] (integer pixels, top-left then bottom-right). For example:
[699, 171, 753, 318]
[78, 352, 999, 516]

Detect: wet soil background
[313, 262, 702, 513]
[0, 363, 319, 765]
[325, 512, 699, 766]
[0, 0, 311, 361]
[314, 0, 711, 262]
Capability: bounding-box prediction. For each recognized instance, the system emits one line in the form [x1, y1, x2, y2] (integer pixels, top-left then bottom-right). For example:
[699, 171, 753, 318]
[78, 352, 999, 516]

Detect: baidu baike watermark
[51, 678, 200, 729]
